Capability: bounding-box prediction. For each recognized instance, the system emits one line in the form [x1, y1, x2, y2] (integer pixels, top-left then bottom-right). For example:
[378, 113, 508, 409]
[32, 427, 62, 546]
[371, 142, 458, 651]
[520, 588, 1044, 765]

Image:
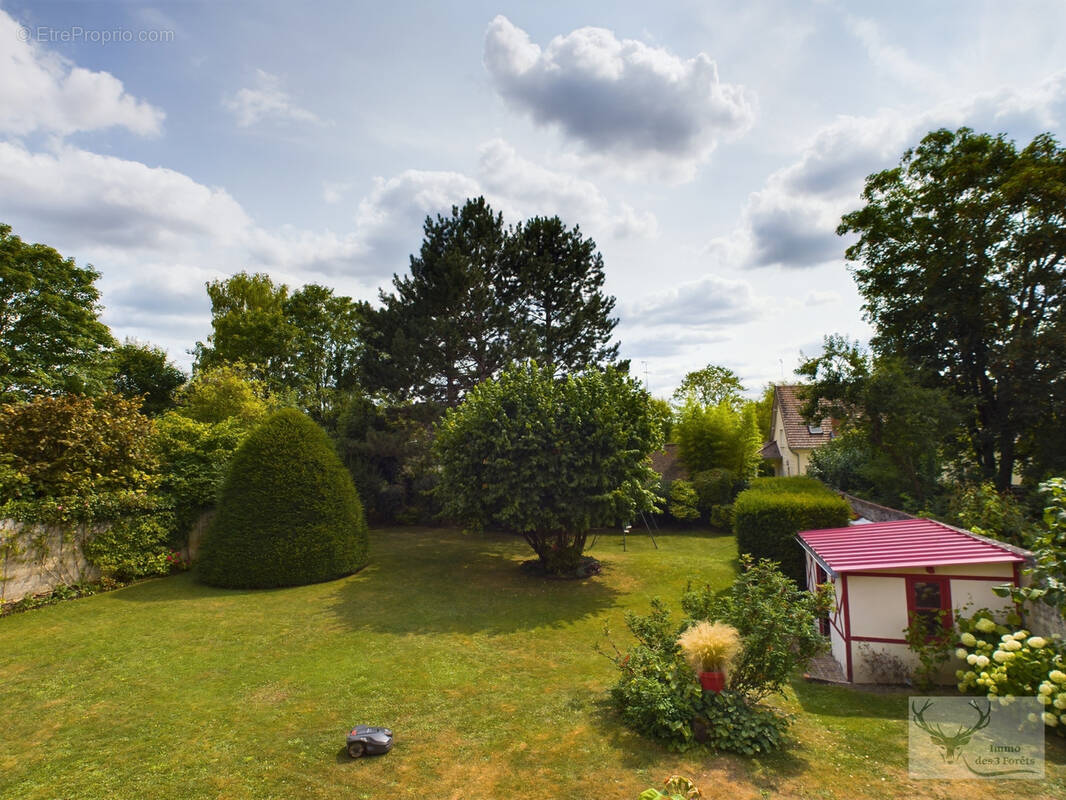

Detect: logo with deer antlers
[911, 698, 991, 763]
[909, 697, 1042, 778]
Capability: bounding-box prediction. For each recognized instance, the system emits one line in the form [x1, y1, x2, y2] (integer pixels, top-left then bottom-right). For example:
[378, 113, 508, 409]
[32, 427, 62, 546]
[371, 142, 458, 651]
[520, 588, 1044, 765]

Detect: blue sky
[2, 1, 1064, 396]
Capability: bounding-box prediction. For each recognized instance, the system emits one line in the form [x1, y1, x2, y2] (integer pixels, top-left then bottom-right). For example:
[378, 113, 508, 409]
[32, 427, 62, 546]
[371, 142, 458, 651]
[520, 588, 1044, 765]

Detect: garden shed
[796, 518, 1030, 683]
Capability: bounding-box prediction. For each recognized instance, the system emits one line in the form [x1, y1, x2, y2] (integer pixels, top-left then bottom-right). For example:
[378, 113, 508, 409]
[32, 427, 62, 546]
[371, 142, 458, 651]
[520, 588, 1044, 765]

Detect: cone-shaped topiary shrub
[197, 408, 369, 588]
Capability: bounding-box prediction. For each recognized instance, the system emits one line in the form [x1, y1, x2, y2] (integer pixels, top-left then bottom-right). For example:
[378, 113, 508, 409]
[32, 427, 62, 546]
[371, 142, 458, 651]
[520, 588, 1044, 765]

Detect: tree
[365, 197, 510, 406]
[798, 334, 959, 507]
[193, 272, 295, 388]
[434, 361, 663, 575]
[282, 284, 368, 422]
[175, 364, 271, 425]
[197, 409, 369, 589]
[672, 364, 744, 409]
[0, 223, 115, 400]
[674, 399, 761, 479]
[109, 339, 186, 415]
[839, 128, 1066, 489]
[503, 216, 619, 374]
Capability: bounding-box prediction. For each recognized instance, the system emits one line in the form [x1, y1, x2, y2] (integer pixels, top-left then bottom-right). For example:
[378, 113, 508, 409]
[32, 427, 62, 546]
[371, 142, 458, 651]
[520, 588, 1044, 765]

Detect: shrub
[708, 504, 733, 530]
[954, 609, 1066, 732]
[678, 621, 740, 673]
[675, 400, 760, 478]
[698, 690, 789, 755]
[732, 477, 849, 585]
[0, 393, 157, 502]
[197, 409, 369, 588]
[82, 493, 175, 580]
[690, 468, 740, 515]
[682, 555, 832, 701]
[903, 610, 954, 690]
[667, 480, 700, 523]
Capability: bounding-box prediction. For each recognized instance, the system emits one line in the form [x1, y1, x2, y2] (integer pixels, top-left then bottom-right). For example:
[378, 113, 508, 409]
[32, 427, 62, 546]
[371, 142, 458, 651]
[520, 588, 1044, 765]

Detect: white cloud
[483, 15, 754, 180]
[846, 16, 945, 93]
[0, 10, 164, 137]
[624, 274, 761, 329]
[715, 72, 1066, 270]
[224, 69, 322, 127]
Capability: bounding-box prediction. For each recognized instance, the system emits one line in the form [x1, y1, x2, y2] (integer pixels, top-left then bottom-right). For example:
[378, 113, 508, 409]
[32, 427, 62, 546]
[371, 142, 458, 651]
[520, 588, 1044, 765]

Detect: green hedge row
[733, 477, 849, 585]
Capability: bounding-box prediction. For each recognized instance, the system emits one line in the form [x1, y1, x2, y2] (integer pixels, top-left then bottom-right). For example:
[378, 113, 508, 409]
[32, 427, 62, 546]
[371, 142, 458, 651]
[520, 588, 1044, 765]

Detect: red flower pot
[699, 671, 726, 692]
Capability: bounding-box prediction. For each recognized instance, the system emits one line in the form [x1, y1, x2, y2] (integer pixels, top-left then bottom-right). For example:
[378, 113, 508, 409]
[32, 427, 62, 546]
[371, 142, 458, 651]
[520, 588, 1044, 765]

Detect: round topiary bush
[197, 408, 369, 588]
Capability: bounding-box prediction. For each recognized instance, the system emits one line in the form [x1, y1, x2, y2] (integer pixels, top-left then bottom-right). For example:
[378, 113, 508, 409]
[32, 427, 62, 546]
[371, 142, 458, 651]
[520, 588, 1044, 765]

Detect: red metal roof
[797, 518, 1027, 573]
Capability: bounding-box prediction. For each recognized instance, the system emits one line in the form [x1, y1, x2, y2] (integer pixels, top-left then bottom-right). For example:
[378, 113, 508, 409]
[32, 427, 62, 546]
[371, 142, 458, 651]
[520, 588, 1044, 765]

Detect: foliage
[151, 412, 251, 533]
[364, 198, 513, 406]
[601, 599, 701, 750]
[1, 581, 112, 616]
[682, 555, 833, 702]
[994, 477, 1066, 616]
[690, 468, 741, 514]
[954, 609, 1066, 732]
[903, 610, 954, 691]
[503, 215, 619, 374]
[81, 493, 175, 580]
[364, 198, 621, 406]
[671, 364, 744, 409]
[677, 620, 740, 673]
[708, 504, 733, 530]
[839, 127, 1066, 489]
[331, 394, 442, 525]
[175, 364, 271, 425]
[193, 272, 295, 388]
[197, 409, 369, 588]
[945, 481, 1035, 547]
[108, 339, 186, 416]
[434, 361, 662, 575]
[667, 480, 700, 522]
[0, 223, 116, 401]
[798, 337, 960, 507]
[0, 393, 157, 502]
[638, 776, 701, 800]
[806, 431, 875, 496]
[648, 397, 674, 442]
[698, 690, 790, 755]
[731, 477, 850, 585]
[674, 399, 761, 479]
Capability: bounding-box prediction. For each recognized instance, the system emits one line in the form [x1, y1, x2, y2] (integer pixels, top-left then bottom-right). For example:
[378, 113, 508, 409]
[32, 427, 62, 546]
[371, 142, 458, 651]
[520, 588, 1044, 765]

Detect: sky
[1, 1, 1064, 398]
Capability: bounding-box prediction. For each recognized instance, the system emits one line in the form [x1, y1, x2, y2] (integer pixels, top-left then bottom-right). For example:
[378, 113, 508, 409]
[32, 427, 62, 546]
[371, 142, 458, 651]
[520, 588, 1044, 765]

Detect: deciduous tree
[839, 128, 1066, 489]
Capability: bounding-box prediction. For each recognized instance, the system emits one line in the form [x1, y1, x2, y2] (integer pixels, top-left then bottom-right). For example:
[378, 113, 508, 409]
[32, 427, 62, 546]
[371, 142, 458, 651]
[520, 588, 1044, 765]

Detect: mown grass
[1, 527, 1063, 799]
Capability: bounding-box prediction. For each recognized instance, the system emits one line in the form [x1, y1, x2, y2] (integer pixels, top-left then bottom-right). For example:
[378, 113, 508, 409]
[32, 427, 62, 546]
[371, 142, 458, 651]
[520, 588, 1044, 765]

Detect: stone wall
[1025, 598, 1066, 638]
[839, 492, 916, 522]
[0, 520, 102, 604]
[0, 509, 213, 605]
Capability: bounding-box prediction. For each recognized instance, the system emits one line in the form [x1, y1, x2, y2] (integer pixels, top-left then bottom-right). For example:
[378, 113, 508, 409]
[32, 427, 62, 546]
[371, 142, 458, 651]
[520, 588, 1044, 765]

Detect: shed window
[906, 575, 952, 632]
[807, 423, 822, 434]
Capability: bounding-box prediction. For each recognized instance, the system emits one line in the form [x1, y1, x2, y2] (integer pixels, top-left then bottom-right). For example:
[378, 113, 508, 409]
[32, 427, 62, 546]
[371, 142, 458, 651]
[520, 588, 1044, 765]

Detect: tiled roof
[775, 384, 835, 451]
[650, 443, 688, 482]
[796, 518, 1028, 574]
[759, 440, 782, 460]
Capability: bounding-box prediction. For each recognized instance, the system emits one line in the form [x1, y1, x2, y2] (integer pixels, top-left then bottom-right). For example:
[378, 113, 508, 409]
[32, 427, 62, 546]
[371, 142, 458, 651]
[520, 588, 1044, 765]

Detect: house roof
[796, 518, 1028, 575]
[759, 440, 782, 460]
[773, 384, 836, 451]
[650, 443, 688, 482]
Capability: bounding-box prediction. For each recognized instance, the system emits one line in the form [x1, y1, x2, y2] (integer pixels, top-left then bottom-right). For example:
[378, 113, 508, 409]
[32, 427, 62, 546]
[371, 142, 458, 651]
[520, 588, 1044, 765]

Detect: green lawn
[2, 527, 1064, 799]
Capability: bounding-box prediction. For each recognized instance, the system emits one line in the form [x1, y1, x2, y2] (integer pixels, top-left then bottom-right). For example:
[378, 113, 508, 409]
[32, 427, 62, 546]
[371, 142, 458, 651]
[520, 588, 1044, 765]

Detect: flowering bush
[954, 609, 1066, 732]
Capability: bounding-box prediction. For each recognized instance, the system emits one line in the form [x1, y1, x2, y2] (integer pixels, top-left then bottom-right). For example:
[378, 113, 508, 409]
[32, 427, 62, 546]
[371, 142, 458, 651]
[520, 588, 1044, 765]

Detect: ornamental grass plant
[677, 620, 740, 675]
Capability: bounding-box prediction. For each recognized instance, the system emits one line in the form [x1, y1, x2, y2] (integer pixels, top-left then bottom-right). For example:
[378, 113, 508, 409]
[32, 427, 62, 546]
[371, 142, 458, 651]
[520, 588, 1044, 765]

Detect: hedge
[733, 477, 849, 585]
[197, 409, 369, 588]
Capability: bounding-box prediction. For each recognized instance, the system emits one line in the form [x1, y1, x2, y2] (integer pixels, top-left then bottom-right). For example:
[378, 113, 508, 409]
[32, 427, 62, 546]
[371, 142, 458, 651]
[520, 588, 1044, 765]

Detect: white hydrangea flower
[1012, 630, 1029, 640]
[1003, 639, 1022, 652]
[1043, 712, 1059, 727]
[976, 655, 990, 668]
[1041, 681, 1055, 695]
[955, 647, 969, 660]
[1056, 695, 1066, 710]
[975, 618, 997, 633]
[960, 632, 977, 647]
[1051, 670, 1066, 683]
[1028, 636, 1047, 649]
[993, 650, 1011, 663]
[967, 654, 979, 665]
[1040, 694, 1052, 705]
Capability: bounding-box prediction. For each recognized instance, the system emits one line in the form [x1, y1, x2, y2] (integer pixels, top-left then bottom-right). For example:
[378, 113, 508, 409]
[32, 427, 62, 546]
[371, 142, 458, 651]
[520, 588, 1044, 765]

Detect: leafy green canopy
[671, 364, 744, 409]
[0, 223, 116, 401]
[434, 361, 662, 574]
[839, 127, 1066, 488]
[109, 339, 187, 416]
[197, 409, 369, 588]
[674, 399, 761, 478]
